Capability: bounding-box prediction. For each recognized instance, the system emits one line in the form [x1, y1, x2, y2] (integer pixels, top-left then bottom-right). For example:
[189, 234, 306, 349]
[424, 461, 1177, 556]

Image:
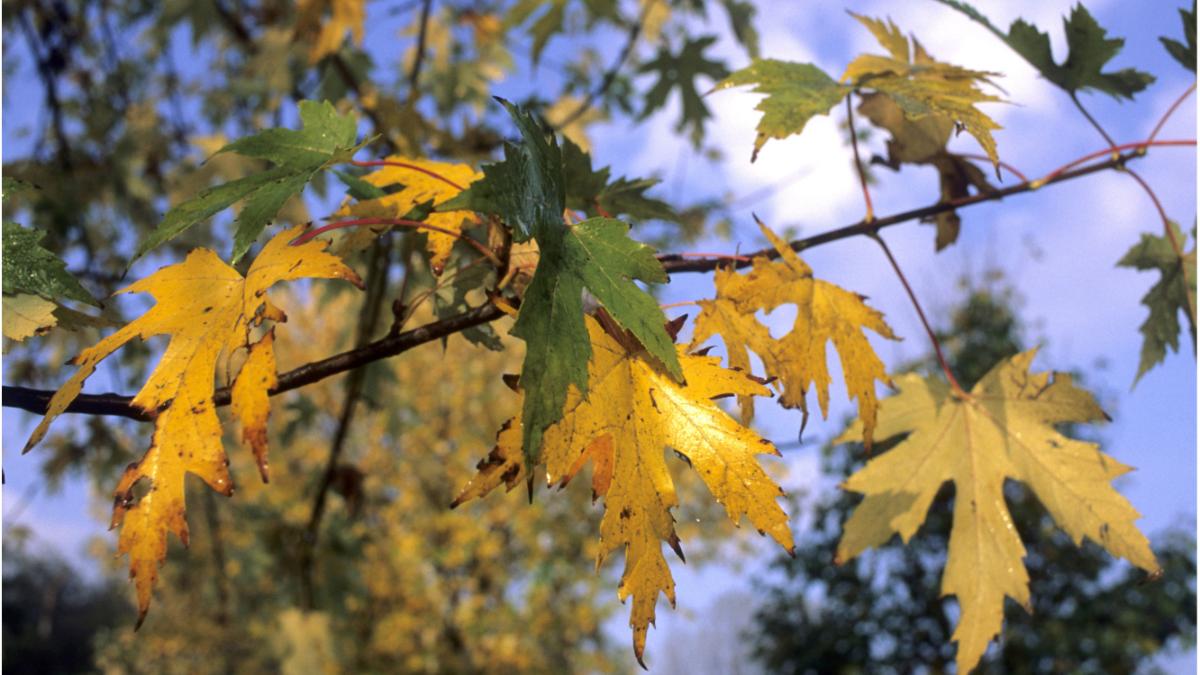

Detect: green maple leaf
[638, 36, 731, 145]
[561, 138, 676, 222]
[1160, 1, 1197, 73]
[936, 0, 1155, 99]
[2, 179, 96, 307]
[135, 100, 362, 263]
[1117, 221, 1197, 383]
[446, 99, 680, 465]
[715, 59, 849, 162]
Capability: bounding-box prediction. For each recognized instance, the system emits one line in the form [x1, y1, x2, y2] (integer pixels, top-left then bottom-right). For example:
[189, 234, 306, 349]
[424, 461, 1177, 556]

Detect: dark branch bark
[657, 149, 1139, 274]
[3, 303, 505, 420]
[0, 148, 1148, 423]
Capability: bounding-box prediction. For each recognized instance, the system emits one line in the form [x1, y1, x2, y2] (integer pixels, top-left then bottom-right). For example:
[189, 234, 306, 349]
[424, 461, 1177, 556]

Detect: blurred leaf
[638, 36, 730, 145]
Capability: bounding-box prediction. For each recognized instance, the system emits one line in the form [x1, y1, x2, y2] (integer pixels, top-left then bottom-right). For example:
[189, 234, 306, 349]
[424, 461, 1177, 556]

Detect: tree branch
[551, 9, 646, 131]
[0, 145, 1180, 422]
[659, 146, 1153, 274]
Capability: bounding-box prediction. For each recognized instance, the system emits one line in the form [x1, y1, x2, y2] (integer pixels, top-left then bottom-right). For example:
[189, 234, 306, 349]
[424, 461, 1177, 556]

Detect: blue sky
[3, 0, 1196, 672]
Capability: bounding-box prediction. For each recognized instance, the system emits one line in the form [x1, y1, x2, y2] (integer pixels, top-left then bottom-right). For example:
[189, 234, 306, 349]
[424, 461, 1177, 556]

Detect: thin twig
[351, 159, 465, 190]
[846, 95, 875, 222]
[870, 232, 964, 395]
[408, 0, 434, 102]
[1067, 95, 1197, 345]
[292, 217, 498, 265]
[1070, 92, 1119, 149]
[659, 145, 1161, 274]
[552, 9, 647, 130]
[1149, 82, 1196, 143]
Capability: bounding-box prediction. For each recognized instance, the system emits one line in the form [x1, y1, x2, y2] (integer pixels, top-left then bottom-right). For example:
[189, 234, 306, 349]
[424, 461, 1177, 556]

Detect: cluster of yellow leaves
[455, 316, 793, 664]
[340, 156, 482, 273]
[836, 350, 1160, 673]
[23, 226, 361, 622]
[295, 0, 366, 64]
[843, 13, 1003, 167]
[691, 221, 898, 446]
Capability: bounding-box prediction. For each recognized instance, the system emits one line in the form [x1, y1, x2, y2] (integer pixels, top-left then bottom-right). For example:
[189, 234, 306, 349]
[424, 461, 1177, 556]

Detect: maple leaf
[24, 226, 362, 623]
[842, 13, 1004, 168]
[714, 59, 849, 162]
[454, 316, 793, 665]
[936, 0, 1155, 99]
[445, 100, 681, 467]
[3, 220, 97, 308]
[136, 100, 361, 263]
[691, 221, 898, 445]
[2, 294, 59, 342]
[836, 350, 1159, 674]
[3, 179, 100, 341]
[1117, 221, 1197, 383]
[295, 0, 366, 64]
[343, 156, 482, 273]
[638, 36, 731, 145]
[1160, 1, 1196, 73]
[561, 137, 676, 223]
[856, 92, 996, 250]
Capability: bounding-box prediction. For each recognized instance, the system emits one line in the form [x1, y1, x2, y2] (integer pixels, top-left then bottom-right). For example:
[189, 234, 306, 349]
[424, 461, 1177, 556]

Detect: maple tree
[1, 1, 1195, 672]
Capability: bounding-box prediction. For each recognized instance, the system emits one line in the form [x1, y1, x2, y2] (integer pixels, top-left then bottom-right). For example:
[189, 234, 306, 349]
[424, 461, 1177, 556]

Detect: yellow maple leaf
[295, 0, 366, 64]
[23, 226, 361, 622]
[454, 317, 793, 665]
[345, 156, 482, 274]
[841, 13, 1003, 167]
[690, 221, 898, 445]
[2, 293, 59, 342]
[835, 350, 1159, 674]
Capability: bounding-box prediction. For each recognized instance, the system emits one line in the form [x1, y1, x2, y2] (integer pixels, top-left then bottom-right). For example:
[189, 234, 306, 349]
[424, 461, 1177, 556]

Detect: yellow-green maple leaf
[454, 317, 793, 665]
[842, 13, 1003, 167]
[24, 226, 362, 622]
[690, 221, 898, 445]
[2, 293, 59, 342]
[836, 350, 1159, 674]
[344, 156, 482, 273]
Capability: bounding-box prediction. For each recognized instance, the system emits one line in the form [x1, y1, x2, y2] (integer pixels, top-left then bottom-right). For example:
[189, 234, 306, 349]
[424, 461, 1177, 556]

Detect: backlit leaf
[843, 13, 1004, 168]
[691, 221, 898, 444]
[714, 59, 849, 162]
[345, 156, 482, 273]
[456, 317, 792, 665]
[25, 226, 362, 623]
[836, 351, 1159, 673]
